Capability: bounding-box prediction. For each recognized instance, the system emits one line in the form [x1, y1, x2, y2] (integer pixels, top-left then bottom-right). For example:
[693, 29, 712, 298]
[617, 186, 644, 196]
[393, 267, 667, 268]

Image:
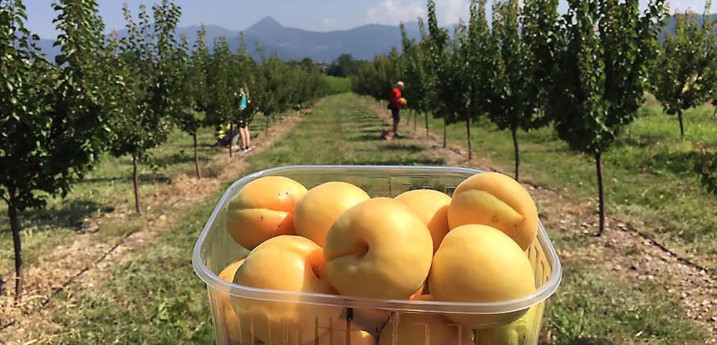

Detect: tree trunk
[678, 110, 685, 140]
[465, 114, 472, 161]
[595, 152, 606, 236]
[193, 132, 201, 179]
[8, 198, 22, 304]
[265, 115, 270, 136]
[712, 105, 716, 118]
[132, 154, 141, 215]
[425, 112, 429, 139]
[512, 128, 520, 181]
[414, 111, 418, 131]
[442, 116, 447, 149]
[228, 122, 234, 158]
[406, 109, 410, 126]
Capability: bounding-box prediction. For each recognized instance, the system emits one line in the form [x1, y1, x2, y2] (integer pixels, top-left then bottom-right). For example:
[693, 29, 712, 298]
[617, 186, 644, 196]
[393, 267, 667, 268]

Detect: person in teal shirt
[237, 87, 252, 153]
[239, 90, 248, 112]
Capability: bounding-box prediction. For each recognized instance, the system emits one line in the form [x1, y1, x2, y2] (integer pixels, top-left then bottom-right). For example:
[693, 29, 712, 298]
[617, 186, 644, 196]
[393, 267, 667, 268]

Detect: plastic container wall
[192, 165, 562, 345]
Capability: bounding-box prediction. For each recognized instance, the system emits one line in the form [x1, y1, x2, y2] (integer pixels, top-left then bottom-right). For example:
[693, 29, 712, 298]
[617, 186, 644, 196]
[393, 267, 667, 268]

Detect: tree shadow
[540, 337, 615, 345]
[380, 143, 425, 154]
[79, 173, 171, 185]
[568, 338, 615, 345]
[153, 152, 210, 167]
[357, 123, 384, 131]
[345, 157, 445, 166]
[648, 150, 700, 175]
[0, 199, 114, 234]
[174, 140, 219, 150]
[521, 130, 561, 144]
[613, 133, 668, 149]
[347, 133, 385, 142]
[694, 149, 717, 194]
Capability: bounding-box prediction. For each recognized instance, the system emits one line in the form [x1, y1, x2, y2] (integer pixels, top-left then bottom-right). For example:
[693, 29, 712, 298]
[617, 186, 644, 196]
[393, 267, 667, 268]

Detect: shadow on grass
[168, 142, 219, 152]
[379, 143, 425, 153]
[345, 157, 445, 166]
[694, 149, 717, 194]
[79, 173, 171, 185]
[357, 123, 385, 131]
[647, 149, 701, 176]
[152, 152, 210, 167]
[347, 133, 385, 142]
[518, 133, 560, 146]
[0, 199, 113, 234]
[541, 338, 615, 345]
[613, 133, 668, 149]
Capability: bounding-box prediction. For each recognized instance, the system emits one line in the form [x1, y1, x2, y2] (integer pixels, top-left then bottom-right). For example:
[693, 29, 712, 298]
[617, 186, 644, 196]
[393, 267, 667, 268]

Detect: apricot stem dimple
[355, 243, 369, 260]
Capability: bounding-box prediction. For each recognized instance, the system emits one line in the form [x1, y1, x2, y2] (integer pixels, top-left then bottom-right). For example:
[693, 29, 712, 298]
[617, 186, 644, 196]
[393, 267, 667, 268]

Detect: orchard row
[0, 0, 330, 302]
[352, 0, 716, 236]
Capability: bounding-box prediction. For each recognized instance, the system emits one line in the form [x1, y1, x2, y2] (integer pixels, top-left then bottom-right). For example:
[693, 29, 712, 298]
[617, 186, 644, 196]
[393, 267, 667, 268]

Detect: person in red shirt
[388, 81, 404, 136]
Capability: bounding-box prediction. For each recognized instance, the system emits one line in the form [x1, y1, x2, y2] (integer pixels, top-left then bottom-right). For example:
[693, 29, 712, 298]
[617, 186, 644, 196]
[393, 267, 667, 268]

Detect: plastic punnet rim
[192, 165, 562, 315]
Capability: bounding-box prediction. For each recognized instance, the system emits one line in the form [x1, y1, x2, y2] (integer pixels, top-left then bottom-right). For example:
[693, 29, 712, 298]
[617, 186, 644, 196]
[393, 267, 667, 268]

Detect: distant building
[312, 60, 329, 73]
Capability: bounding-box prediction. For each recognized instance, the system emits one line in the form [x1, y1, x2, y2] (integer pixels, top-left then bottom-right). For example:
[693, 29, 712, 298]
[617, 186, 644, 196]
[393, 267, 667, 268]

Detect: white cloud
[365, 0, 472, 27]
[366, 0, 427, 25]
[667, 0, 710, 12]
[436, 0, 468, 25]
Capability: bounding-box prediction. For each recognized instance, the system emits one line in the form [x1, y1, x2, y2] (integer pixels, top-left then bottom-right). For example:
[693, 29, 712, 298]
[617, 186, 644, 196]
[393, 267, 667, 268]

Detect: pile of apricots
[215, 172, 542, 345]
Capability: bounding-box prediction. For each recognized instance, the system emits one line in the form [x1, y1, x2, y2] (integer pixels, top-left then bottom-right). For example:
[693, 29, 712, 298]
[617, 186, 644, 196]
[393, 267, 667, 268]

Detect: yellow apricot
[216, 259, 254, 344]
[232, 235, 340, 345]
[448, 172, 538, 250]
[395, 189, 451, 253]
[226, 176, 308, 250]
[430, 225, 536, 329]
[294, 181, 370, 247]
[324, 198, 433, 299]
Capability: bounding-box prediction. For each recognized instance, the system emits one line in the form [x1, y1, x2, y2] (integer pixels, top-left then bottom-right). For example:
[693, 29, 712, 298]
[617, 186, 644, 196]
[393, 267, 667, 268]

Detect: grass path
[0, 93, 711, 344]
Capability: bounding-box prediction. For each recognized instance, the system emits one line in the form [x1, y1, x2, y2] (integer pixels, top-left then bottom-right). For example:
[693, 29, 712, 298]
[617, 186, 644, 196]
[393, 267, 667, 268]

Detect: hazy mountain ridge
[33, 14, 716, 64]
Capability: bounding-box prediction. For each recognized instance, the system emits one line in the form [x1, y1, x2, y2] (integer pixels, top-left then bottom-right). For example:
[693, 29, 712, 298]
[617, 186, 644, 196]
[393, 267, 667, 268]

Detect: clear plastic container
[192, 165, 562, 345]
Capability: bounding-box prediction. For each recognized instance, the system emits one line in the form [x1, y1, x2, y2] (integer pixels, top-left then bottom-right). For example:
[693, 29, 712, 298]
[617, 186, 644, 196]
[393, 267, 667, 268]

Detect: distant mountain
[235, 16, 423, 62]
[31, 17, 422, 63]
[36, 39, 60, 61]
[30, 14, 717, 64]
[659, 13, 717, 41]
[32, 27, 233, 62]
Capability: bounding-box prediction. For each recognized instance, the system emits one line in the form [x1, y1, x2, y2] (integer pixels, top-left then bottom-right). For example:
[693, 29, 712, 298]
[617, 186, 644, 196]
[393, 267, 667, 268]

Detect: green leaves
[110, 0, 184, 159]
[1, 0, 110, 211]
[545, 0, 668, 235]
[652, 3, 714, 136]
[1, 0, 331, 300]
[398, 21, 430, 115]
[488, 0, 525, 132]
[551, 0, 665, 155]
[352, 52, 399, 103]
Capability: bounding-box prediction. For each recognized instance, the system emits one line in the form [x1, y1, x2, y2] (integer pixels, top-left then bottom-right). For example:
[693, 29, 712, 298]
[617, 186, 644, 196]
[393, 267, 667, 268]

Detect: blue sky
[25, 0, 713, 39]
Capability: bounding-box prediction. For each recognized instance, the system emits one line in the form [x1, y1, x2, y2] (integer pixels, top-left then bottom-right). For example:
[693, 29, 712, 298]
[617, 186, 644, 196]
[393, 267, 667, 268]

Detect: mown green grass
[29, 93, 707, 345]
[0, 127, 219, 271]
[399, 99, 717, 274]
[324, 76, 353, 95]
[245, 93, 442, 170]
